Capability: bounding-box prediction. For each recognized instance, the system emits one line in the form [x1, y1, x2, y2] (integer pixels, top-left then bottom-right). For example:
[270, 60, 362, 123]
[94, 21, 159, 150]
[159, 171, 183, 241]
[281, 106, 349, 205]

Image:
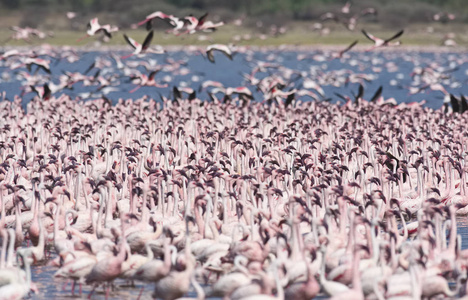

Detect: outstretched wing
[206, 49, 215, 63]
[340, 40, 358, 55]
[148, 69, 161, 81]
[142, 31, 154, 51]
[450, 94, 460, 113]
[206, 44, 233, 63]
[370, 86, 383, 103]
[123, 34, 139, 50]
[385, 29, 404, 43]
[355, 83, 364, 104]
[198, 12, 209, 26]
[461, 95, 468, 113]
[361, 30, 377, 42]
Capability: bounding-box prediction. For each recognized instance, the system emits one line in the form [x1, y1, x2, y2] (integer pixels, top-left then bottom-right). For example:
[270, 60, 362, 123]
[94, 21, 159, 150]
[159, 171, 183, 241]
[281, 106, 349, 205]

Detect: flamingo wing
[385, 29, 404, 43]
[370, 86, 383, 103]
[40, 64, 51, 74]
[198, 12, 209, 26]
[361, 30, 377, 43]
[124, 34, 139, 50]
[142, 31, 154, 51]
[340, 40, 358, 55]
[461, 95, 468, 113]
[234, 87, 253, 99]
[206, 49, 215, 63]
[355, 83, 364, 103]
[148, 69, 161, 81]
[206, 44, 233, 62]
[450, 94, 460, 113]
[139, 11, 171, 29]
[97, 27, 112, 38]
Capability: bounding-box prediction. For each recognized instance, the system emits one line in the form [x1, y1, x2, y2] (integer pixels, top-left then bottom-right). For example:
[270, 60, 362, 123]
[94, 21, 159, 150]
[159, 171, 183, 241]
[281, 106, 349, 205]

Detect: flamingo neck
[447, 208, 457, 254]
[351, 248, 362, 293]
[0, 189, 5, 229]
[193, 203, 205, 237]
[0, 231, 6, 268]
[15, 200, 22, 237]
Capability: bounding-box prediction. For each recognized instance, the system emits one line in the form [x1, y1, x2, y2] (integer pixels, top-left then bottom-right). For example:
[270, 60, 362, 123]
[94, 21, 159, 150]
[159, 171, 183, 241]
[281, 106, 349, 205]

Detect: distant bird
[360, 8, 378, 17]
[206, 44, 233, 63]
[341, 1, 351, 14]
[122, 31, 164, 59]
[129, 69, 168, 93]
[184, 13, 209, 34]
[433, 12, 456, 23]
[176, 13, 224, 34]
[6, 26, 50, 43]
[23, 57, 51, 74]
[77, 18, 118, 42]
[320, 7, 376, 31]
[331, 40, 358, 59]
[321, 12, 338, 22]
[30, 83, 52, 101]
[211, 86, 253, 103]
[66, 12, 77, 19]
[361, 29, 404, 51]
[173, 86, 197, 103]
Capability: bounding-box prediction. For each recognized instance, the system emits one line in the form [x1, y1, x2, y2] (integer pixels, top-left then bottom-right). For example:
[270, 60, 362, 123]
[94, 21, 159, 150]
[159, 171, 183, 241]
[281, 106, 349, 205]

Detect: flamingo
[0, 252, 37, 300]
[137, 11, 174, 31]
[361, 29, 404, 51]
[331, 40, 358, 59]
[153, 222, 196, 300]
[77, 18, 118, 42]
[54, 253, 97, 296]
[85, 214, 130, 300]
[206, 44, 233, 63]
[122, 31, 164, 59]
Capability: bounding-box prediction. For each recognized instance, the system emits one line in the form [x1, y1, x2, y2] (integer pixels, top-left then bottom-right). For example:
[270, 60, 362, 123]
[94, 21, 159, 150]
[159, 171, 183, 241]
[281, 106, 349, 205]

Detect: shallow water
[25, 217, 468, 299]
[0, 49, 467, 110]
[31, 265, 155, 299]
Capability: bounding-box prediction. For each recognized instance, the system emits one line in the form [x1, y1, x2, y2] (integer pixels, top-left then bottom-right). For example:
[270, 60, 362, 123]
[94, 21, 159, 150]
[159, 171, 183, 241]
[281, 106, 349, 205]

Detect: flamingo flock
[0, 77, 467, 299]
[0, 8, 468, 300]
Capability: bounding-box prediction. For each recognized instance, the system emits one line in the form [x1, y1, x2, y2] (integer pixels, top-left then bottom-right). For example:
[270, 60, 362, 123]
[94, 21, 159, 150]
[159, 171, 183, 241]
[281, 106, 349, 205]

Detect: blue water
[1, 48, 467, 110]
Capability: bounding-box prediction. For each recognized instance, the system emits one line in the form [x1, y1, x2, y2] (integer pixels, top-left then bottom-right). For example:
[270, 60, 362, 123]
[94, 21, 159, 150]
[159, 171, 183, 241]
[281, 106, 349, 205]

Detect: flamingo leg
[207, 270, 212, 282]
[129, 85, 142, 93]
[121, 53, 134, 60]
[79, 283, 83, 296]
[77, 35, 89, 42]
[71, 280, 75, 296]
[137, 286, 144, 300]
[62, 280, 69, 291]
[105, 282, 110, 300]
[88, 286, 95, 299]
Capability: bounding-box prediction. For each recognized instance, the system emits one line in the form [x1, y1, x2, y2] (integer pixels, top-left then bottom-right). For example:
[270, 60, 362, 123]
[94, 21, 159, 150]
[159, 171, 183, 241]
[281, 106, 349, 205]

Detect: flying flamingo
[206, 44, 233, 63]
[137, 11, 173, 31]
[361, 29, 404, 51]
[77, 18, 118, 42]
[122, 31, 164, 59]
[331, 40, 358, 59]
